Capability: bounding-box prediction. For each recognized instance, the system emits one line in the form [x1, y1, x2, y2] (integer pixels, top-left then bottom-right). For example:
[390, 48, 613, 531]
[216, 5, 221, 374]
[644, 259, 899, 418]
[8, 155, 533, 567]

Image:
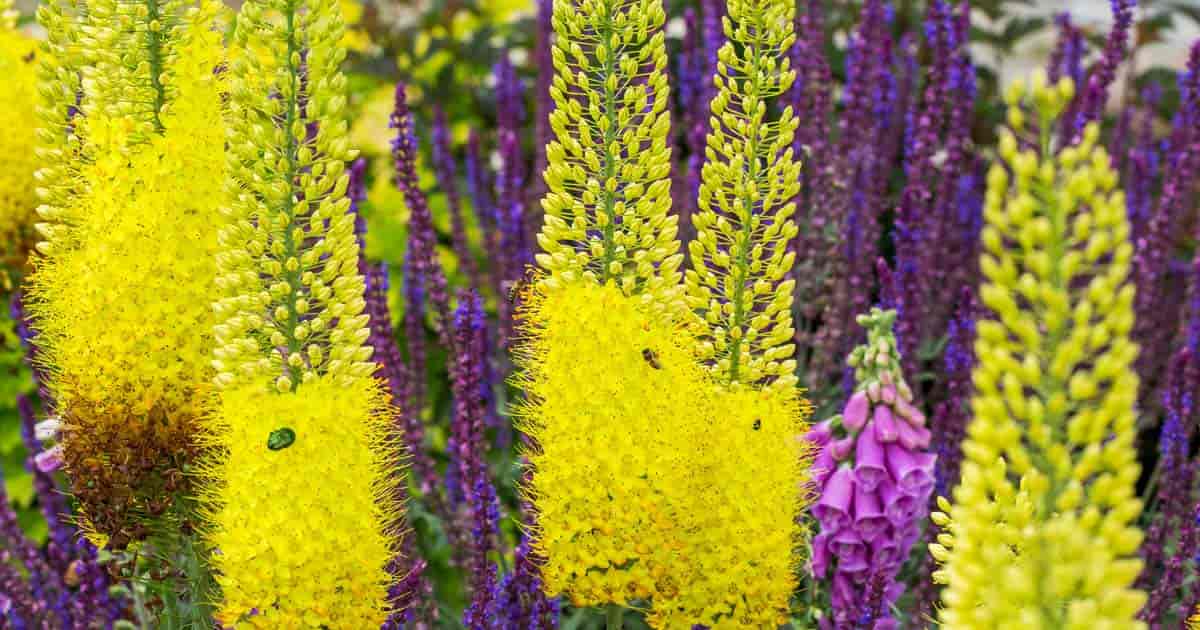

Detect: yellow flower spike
[0, 1, 38, 265]
[685, 0, 801, 389]
[931, 75, 1146, 630]
[536, 0, 682, 318]
[199, 0, 400, 624]
[27, 0, 227, 545]
[526, 0, 811, 623]
[512, 280, 809, 627]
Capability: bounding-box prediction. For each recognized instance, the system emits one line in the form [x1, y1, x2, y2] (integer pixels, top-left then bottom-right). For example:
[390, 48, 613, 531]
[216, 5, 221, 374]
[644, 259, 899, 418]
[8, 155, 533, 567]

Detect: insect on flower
[642, 348, 662, 369]
[267, 427, 296, 451]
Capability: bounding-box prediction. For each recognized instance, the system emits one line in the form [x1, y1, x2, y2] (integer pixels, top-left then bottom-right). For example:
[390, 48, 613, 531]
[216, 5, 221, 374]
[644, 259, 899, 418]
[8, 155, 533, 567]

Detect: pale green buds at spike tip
[536, 0, 683, 317]
[684, 0, 801, 389]
[932, 75, 1146, 630]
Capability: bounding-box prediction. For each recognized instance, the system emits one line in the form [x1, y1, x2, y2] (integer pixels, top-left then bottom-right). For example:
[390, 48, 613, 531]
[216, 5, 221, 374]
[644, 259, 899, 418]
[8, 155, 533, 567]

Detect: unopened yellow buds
[932, 76, 1146, 630]
[685, 0, 801, 389]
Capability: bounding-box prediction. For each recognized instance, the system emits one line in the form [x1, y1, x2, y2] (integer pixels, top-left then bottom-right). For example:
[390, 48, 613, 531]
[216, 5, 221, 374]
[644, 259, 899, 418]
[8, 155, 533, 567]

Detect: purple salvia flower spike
[1072, 0, 1135, 140]
[17, 395, 72, 574]
[391, 82, 454, 347]
[431, 106, 482, 293]
[450, 291, 504, 625]
[1138, 348, 1198, 624]
[493, 55, 529, 346]
[465, 130, 502, 296]
[1133, 42, 1200, 408]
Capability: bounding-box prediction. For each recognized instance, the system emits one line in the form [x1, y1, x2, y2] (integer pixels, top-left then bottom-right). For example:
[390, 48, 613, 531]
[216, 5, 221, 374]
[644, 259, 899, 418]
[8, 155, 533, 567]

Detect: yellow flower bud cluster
[26, 0, 227, 545]
[200, 0, 401, 625]
[77, 0, 187, 140]
[535, 0, 684, 318]
[31, 0, 85, 250]
[684, 0, 801, 389]
[0, 3, 39, 264]
[931, 73, 1146, 629]
[512, 280, 807, 628]
[213, 0, 371, 392]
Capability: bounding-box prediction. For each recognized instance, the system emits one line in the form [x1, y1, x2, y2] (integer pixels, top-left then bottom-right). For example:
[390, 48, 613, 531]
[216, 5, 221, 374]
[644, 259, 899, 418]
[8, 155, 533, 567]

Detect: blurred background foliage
[3, 0, 1200, 626]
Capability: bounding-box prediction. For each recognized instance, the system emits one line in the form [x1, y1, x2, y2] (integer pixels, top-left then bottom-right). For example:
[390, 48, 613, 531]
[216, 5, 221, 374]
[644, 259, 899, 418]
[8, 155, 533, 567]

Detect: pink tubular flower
[809, 308, 937, 628]
[814, 466, 855, 531]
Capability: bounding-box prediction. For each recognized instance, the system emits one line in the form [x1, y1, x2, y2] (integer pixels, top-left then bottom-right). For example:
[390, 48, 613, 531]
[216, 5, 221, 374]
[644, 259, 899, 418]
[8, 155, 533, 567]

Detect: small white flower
[35, 416, 62, 442]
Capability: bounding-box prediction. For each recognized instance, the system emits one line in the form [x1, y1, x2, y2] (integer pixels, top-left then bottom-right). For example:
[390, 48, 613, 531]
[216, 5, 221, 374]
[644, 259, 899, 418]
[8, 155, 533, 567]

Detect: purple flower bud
[831, 436, 856, 461]
[34, 445, 63, 473]
[880, 481, 921, 528]
[854, 422, 889, 493]
[895, 416, 932, 450]
[880, 385, 897, 405]
[814, 466, 855, 531]
[873, 404, 899, 443]
[812, 445, 837, 486]
[830, 529, 869, 573]
[853, 487, 889, 543]
[884, 444, 936, 496]
[895, 398, 925, 426]
[807, 419, 835, 446]
[843, 391, 871, 432]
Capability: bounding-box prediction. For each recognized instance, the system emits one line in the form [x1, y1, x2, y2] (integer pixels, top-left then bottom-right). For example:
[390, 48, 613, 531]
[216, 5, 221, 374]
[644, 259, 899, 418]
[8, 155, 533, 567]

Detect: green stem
[280, 0, 303, 389]
[597, 3, 621, 284]
[144, 0, 166, 131]
[726, 10, 767, 384]
[606, 605, 623, 630]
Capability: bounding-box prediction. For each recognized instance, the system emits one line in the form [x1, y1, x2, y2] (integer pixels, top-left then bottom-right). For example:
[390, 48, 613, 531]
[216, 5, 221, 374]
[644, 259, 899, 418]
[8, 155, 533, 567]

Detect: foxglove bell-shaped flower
[810, 308, 936, 628]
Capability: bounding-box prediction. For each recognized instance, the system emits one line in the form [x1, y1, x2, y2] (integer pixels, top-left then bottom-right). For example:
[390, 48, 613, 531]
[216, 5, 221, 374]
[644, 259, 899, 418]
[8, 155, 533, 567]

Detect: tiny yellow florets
[513, 280, 809, 627]
[0, 11, 39, 265]
[26, 0, 227, 543]
[199, 376, 398, 627]
[931, 73, 1146, 630]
